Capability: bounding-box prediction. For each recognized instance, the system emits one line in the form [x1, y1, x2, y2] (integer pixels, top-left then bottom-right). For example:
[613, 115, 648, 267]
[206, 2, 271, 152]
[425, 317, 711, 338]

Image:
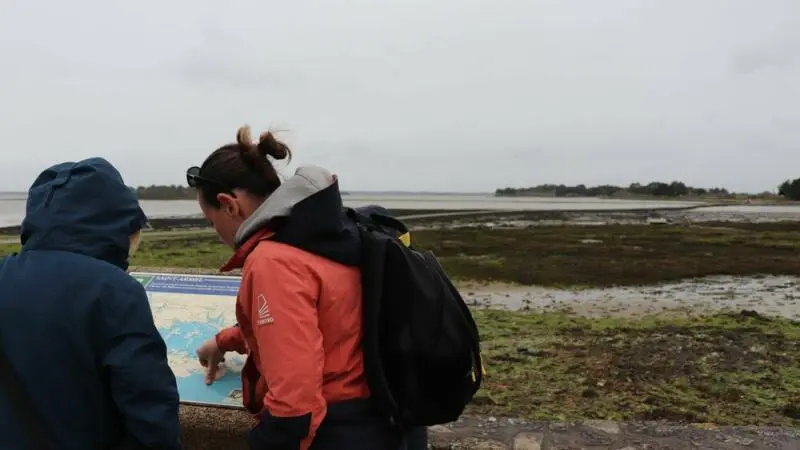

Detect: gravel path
[181, 405, 251, 449]
[179, 406, 800, 449]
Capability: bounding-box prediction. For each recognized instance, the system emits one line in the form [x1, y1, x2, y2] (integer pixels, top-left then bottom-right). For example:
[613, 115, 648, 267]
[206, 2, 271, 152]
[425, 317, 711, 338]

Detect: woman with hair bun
[191, 125, 422, 450]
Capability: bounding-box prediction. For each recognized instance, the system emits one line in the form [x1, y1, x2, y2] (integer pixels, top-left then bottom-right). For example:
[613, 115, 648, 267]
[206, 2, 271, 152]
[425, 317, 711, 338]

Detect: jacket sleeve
[216, 324, 248, 354]
[101, 278, 182, 450]
[243, 254, 326, 450]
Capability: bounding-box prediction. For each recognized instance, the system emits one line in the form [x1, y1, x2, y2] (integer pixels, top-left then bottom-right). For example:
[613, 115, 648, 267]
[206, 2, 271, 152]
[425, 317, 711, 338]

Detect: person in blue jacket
[0, 157, 182, 450]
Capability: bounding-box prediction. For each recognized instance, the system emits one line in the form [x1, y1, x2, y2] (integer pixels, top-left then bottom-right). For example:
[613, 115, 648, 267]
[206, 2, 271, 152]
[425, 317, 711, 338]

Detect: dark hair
[194, 125, 292, 207]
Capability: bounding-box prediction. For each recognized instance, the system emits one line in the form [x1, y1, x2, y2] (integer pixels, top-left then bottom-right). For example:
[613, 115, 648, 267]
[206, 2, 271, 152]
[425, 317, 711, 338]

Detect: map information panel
[130, 272, 244, 409]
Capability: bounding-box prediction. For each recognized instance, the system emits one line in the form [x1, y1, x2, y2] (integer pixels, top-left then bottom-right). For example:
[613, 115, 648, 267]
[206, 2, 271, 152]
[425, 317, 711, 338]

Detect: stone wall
[180, 406, 799, 449]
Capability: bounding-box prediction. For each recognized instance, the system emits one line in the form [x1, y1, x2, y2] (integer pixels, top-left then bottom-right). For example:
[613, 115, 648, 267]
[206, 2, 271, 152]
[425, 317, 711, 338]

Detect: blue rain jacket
[0, 158, 182, 450]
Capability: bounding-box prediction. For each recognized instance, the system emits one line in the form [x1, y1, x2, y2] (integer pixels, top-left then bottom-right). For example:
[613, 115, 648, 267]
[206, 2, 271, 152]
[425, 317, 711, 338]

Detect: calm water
[1, 191, 799, 228]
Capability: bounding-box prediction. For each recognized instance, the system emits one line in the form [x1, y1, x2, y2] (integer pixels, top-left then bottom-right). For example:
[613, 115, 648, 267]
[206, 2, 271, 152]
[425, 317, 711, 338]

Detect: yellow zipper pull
[398, 232, 411, 247]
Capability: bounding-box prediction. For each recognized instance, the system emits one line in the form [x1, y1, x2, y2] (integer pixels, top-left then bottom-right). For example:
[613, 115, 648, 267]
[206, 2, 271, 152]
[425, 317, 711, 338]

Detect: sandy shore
[461, 275, 800, 320]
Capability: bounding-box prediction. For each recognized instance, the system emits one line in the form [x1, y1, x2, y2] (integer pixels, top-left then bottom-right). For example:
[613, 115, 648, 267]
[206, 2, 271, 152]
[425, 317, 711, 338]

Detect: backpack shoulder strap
[347, 215, 405, 418]
[0, 332, 55, 450]
[345, 206, 412, 247]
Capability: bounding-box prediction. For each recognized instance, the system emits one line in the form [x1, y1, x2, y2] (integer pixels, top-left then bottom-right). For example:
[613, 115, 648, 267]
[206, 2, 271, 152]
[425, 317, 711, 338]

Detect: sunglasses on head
[186, 166, 234, 194]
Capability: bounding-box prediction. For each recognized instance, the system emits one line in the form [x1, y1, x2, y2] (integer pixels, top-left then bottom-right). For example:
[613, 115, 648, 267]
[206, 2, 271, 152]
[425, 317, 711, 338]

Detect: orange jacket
[214, 166, 373, 450]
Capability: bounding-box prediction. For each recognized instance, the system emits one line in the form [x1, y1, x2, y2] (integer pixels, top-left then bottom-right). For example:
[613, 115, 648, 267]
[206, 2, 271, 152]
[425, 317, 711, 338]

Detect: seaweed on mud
[474, 310, 800, 426]
[413, 223, 800, 287]
[2, 221, 800, 288]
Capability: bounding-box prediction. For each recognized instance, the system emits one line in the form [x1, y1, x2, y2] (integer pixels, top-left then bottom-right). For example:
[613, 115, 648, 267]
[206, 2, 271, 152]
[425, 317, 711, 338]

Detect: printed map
[130, 272, 245, 408]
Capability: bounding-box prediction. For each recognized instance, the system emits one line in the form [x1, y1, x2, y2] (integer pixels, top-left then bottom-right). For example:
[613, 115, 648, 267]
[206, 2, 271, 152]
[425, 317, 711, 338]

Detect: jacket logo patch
[256, 294, 275, 326]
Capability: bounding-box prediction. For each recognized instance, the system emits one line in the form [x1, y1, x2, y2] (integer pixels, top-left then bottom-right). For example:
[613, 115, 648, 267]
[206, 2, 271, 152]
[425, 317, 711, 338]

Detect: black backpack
[347, 206, 484, 427]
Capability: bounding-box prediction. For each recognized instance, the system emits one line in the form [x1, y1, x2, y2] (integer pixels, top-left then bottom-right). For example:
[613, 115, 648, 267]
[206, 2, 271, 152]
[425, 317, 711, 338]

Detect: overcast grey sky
[0, 0, 798, 193]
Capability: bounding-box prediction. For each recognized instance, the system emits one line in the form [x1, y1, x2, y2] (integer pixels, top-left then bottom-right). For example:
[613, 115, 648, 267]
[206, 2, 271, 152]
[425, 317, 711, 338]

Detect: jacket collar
[220, 228, 274, 272]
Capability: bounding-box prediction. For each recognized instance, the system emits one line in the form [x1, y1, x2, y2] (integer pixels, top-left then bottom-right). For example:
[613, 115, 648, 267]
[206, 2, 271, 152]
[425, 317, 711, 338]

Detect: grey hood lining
[234, 165, 337, 247]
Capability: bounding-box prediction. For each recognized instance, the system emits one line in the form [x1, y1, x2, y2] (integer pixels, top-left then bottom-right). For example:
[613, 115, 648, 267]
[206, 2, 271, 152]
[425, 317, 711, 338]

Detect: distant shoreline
[3, 202, 799, 236]
[0, 205, 689, 235]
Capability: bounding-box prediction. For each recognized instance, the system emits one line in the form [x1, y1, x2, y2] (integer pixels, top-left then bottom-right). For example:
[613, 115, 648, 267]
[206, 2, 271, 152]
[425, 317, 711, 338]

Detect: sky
[0, 0, 798, 193]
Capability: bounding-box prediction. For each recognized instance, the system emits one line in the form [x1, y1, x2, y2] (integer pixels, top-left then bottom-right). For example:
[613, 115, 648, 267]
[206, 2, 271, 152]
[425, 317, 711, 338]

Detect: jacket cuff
[246, 410, 311, 450]
[215, 324, 244, 354]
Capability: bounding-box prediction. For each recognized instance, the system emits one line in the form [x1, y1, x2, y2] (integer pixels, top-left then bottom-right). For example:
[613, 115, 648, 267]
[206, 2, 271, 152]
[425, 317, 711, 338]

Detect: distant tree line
[778, 178, 800, 201]
[134, 179, 800, 201]
[135, 185, 196, 200]
[496, 181, 734, 198]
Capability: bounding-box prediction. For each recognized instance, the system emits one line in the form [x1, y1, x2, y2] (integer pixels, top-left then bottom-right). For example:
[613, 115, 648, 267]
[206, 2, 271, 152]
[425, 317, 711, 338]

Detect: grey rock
[513, 432, 543, 450]
[584, 419, 622, 435]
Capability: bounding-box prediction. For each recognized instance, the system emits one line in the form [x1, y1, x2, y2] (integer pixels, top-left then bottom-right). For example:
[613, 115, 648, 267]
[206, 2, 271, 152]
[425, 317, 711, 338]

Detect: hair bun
[236, 125, 255, 149]
[257, 131, 291, 162]
[234, 124, 293, 171]
[235, 125, 261, 169]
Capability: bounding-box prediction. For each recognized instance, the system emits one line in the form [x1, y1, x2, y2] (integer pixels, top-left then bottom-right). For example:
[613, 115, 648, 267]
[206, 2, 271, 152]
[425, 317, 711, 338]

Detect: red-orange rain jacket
[213, 166, 407, 450]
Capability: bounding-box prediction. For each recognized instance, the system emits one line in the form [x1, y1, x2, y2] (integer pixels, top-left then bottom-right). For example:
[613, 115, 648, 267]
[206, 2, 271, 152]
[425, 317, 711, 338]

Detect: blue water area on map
[158, 321, 223, 357]
[157, 319, 243, 406]
[147, 274, 241, 296]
